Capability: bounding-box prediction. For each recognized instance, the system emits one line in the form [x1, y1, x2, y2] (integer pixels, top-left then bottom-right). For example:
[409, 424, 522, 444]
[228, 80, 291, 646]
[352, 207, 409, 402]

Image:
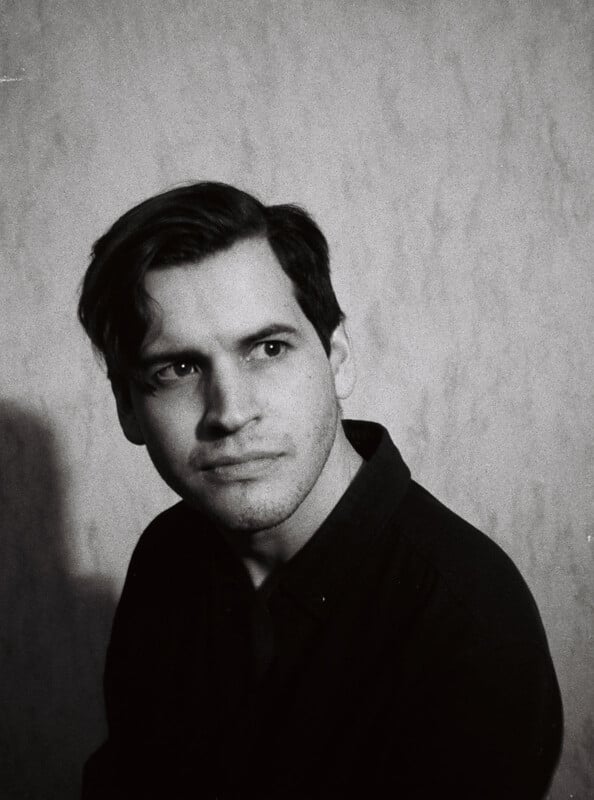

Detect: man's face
[117, 237, 353, 533]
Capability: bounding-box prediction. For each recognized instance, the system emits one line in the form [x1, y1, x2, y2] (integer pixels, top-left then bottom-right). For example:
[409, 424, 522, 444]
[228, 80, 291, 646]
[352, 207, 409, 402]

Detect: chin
[182, 486, 299, 534]
[208, 503, 296, 533]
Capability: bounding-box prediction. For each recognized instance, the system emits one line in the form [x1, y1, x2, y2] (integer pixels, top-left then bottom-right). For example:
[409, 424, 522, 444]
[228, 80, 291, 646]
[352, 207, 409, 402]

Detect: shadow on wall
[0, 401, 116, 800]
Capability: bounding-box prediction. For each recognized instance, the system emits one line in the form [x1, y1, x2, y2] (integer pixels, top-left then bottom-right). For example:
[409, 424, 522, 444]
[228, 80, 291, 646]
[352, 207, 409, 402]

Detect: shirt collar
[271, 419, 411, 621]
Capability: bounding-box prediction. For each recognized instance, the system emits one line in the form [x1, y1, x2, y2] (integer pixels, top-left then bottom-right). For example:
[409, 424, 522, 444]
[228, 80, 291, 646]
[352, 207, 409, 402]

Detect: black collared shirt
[83, 420, 562, 799]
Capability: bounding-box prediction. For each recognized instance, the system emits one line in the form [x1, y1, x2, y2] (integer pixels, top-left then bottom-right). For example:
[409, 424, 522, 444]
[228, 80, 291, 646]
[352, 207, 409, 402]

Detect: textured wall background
[1, 1, 592, 797]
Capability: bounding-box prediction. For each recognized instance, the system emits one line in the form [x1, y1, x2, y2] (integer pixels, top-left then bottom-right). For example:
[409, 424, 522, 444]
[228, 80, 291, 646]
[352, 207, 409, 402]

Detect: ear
[329, 321, 356, 400]
[112, 383, 145, 446]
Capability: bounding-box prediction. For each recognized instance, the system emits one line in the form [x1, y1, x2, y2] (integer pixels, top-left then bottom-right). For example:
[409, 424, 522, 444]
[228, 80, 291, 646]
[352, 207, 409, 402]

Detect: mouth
[199, 451, 282, 481]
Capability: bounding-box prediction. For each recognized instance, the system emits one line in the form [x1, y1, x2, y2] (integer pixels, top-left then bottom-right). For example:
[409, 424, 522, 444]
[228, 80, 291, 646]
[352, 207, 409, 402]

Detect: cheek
[276, 367, 337, 426]
[281, 353, 334, 394]
[300, 361, 336, 402]
[136, 397, 196, 453]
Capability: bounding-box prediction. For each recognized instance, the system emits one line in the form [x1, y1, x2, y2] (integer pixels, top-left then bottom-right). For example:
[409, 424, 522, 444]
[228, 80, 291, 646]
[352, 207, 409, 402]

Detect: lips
[194, 450, 283, 482]
[200, 451, 281, 470]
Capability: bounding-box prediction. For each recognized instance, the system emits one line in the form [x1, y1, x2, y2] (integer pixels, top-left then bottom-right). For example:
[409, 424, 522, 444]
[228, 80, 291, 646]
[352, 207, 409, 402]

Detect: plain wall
[1, 1, 592, 797]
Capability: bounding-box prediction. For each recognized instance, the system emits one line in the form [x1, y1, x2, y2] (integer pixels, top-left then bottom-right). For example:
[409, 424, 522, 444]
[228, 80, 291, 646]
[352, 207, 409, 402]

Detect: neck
[221, 423, 362, 588]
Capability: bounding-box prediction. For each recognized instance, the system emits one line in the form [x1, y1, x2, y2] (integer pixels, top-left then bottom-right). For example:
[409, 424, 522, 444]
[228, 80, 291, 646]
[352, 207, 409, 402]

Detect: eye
[154, 360, 200, 384]
[248, 341, 288, 361]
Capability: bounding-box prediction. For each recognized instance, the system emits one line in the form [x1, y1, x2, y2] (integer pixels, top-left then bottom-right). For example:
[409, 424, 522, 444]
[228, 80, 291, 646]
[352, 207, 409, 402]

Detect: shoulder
[368, 481, 563, 797]
[125, 501, 214, 584]
[135, 500, 199, 548]
[392, 480, 548, 649]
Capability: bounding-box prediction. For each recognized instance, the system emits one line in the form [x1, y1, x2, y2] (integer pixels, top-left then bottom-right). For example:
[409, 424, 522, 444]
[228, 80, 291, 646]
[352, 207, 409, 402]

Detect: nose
[200, 360, 260, 436]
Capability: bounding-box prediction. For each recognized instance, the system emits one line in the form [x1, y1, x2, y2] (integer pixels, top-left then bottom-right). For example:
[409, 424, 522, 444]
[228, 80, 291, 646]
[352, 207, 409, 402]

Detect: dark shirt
[83, 420, 562, 799]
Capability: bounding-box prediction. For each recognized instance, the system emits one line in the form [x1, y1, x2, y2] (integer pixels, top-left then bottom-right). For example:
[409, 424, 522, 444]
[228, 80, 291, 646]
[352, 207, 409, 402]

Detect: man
[79, 182, 562, 799]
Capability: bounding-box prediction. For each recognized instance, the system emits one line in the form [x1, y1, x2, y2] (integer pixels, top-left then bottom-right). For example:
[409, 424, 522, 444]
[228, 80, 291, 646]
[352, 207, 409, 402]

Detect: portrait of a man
[78, 183, 562, 798]
[2, 4, 591, 800]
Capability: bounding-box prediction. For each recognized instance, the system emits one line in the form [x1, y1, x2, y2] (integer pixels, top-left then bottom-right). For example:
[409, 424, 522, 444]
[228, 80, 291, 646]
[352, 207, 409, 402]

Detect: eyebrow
[240, 323, 299, 348]
[137, 323, 300, 371]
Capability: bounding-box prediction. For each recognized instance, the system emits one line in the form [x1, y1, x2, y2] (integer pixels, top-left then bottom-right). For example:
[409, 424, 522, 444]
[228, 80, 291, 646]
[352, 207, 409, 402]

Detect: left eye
[249, 341, 287, 360]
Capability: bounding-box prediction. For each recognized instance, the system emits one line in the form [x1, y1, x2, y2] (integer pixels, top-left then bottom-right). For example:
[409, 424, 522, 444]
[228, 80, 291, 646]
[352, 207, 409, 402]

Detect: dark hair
[78, 181, 344, 386]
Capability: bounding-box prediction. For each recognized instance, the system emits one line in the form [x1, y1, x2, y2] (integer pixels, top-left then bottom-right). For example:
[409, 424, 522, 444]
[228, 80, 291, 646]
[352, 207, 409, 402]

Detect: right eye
[154, 361, 200, 384]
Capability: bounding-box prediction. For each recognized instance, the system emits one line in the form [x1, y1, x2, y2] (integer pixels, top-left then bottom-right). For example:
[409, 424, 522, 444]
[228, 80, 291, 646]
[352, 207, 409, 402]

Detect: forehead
[142, 237, 305, 349]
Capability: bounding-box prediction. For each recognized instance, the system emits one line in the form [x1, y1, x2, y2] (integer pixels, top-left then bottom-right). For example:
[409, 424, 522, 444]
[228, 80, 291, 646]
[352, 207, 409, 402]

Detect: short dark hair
[78, 181, 344, 386]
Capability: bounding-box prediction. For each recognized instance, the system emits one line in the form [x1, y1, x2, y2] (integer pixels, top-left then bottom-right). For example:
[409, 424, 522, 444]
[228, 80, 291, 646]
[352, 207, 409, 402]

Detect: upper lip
[200, 451, 280, 470]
